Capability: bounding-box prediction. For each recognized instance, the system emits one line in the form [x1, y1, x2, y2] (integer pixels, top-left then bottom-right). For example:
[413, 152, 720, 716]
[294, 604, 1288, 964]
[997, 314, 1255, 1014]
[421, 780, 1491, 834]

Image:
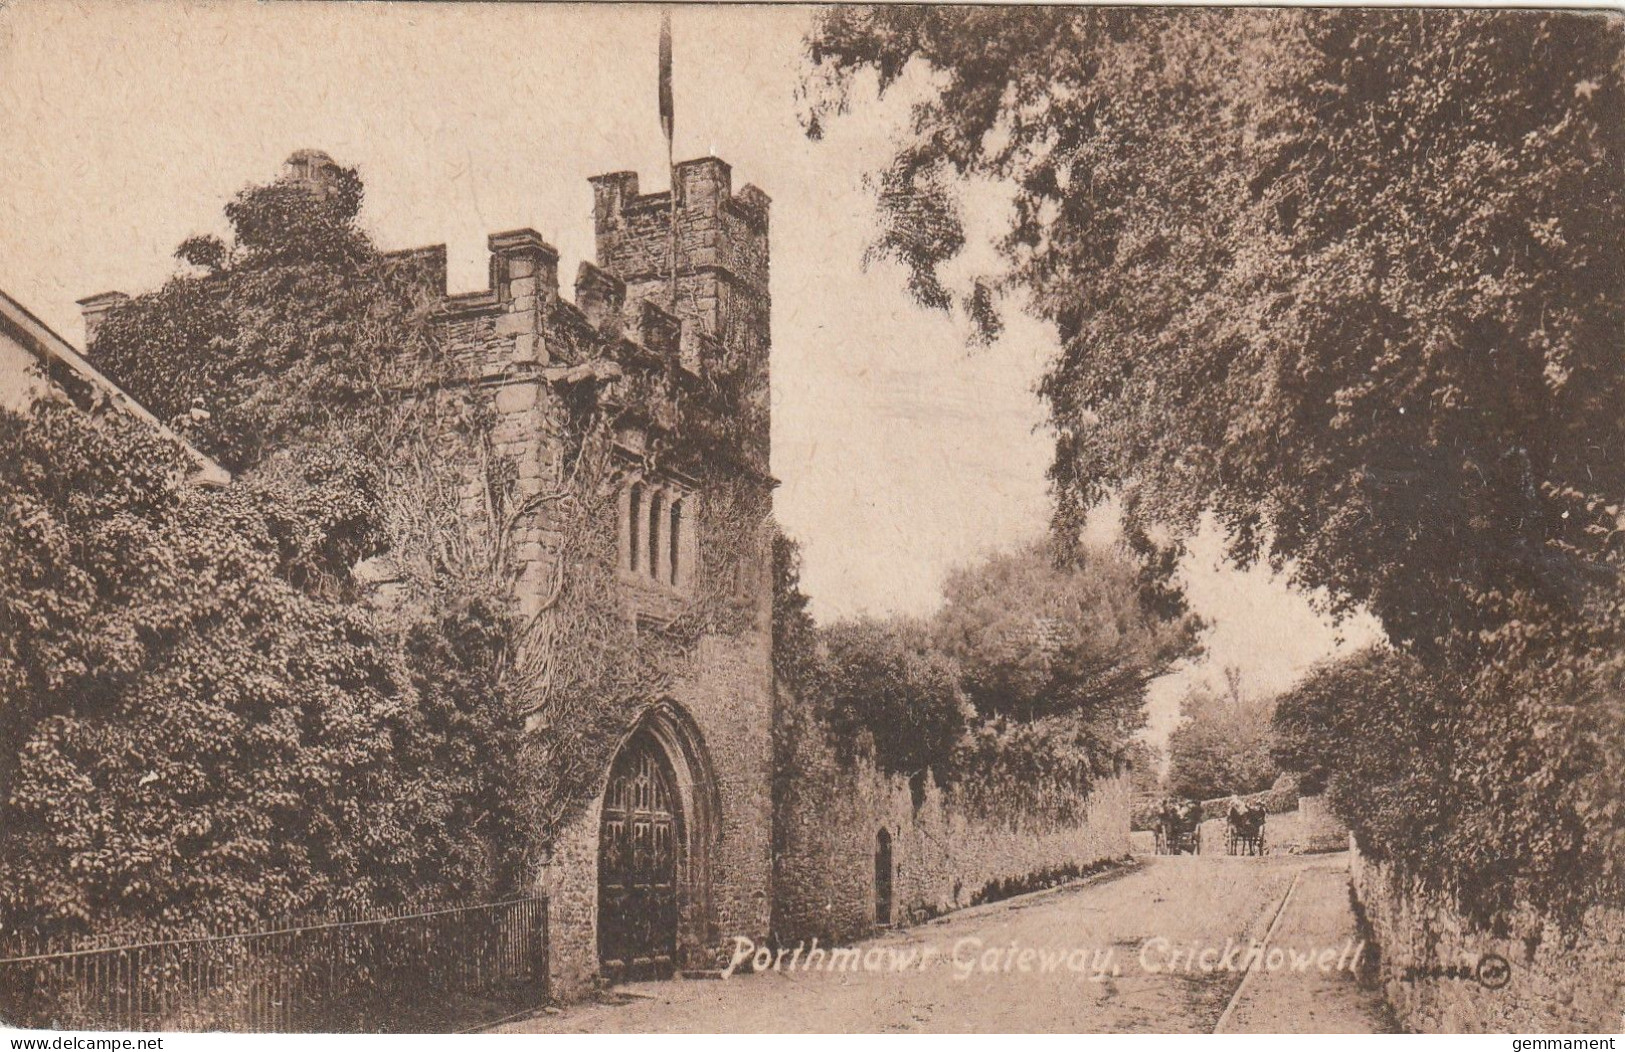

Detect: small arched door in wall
[598, 732, 680, 980]
[875, 828, 894, 927]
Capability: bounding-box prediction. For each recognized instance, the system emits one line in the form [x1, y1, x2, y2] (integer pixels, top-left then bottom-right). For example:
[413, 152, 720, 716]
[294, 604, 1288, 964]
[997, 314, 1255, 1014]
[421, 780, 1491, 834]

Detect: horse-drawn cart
[1153, 799, 1202, 855]
[1225, 804, 1267, 855]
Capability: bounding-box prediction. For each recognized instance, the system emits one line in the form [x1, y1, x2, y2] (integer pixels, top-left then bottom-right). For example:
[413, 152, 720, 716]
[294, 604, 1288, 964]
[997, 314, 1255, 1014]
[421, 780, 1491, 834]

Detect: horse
[1226, 802, 1267, 855]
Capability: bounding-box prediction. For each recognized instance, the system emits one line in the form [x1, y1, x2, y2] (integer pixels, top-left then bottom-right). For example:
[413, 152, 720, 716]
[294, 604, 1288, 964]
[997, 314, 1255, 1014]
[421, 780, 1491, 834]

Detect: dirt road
[497, 851, 1394, 1033]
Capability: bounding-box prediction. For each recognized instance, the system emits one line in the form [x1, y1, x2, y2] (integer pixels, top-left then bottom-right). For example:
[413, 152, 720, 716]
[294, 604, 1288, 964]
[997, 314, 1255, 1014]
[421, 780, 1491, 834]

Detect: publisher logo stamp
[1475, 952, 1511, 989]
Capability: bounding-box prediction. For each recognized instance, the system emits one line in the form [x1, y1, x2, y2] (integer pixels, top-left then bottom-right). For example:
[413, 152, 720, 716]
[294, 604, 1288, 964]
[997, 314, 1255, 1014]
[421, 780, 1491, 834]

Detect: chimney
[76, 291, 129, 349]
[283, 149, 343, 200]
[487, 229, 559, 366]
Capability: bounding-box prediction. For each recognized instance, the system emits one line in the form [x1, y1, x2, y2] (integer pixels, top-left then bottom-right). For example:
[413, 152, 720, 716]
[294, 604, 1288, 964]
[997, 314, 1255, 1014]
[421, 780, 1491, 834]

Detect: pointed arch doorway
[597, 704, 718, 982]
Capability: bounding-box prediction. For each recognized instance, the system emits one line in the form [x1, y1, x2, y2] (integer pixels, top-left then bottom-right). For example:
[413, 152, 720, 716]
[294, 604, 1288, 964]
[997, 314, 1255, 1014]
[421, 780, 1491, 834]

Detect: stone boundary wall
[1349, 837, 1625, 1032]
[1197, 777, 1299, 822]
[1287, 794, 1350, 852]
[773, 692, 1131, 946]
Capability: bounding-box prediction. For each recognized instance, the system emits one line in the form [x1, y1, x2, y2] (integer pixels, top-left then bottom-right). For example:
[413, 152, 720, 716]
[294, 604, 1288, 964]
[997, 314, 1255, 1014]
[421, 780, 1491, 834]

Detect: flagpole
[660, 11, 678, 316]
[669, 135, 677, 316]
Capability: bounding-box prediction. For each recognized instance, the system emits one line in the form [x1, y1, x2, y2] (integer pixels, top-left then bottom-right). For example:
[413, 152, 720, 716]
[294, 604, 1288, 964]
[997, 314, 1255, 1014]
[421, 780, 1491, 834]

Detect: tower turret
[589, 158, 770, 469]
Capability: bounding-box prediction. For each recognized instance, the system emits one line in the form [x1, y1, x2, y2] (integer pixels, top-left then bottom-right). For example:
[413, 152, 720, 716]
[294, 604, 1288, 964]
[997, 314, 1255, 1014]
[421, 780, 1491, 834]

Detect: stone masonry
[382, 156, 777, 1001]
[773, 683, 1132, 947]
[1350, 837, 1625, 1032]
[87, 149, 1139, 1004]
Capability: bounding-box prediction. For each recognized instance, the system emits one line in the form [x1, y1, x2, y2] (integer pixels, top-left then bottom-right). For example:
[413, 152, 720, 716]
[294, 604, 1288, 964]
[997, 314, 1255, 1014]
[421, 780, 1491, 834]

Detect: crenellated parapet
[420, 157, 775, 1001]
[589, 158, 771, 471]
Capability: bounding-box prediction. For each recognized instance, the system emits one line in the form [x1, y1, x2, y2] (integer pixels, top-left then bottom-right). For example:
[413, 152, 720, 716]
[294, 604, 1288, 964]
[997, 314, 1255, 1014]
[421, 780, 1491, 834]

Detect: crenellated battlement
[589, 158, 769, 234]
[389, 155, 770, 472]
[404, 229, 693, 384]
[588, 157, 771, 470]
[387, 154, 775, 1004]
[590, 158, 770, 299]
[70, 148, 779, 1005]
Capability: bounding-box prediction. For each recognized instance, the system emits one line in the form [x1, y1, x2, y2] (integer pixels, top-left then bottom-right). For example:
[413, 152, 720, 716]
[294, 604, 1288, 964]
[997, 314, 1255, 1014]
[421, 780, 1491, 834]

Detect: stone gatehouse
[76, 148, 1134, 1003]
[368, 155, 777, 999]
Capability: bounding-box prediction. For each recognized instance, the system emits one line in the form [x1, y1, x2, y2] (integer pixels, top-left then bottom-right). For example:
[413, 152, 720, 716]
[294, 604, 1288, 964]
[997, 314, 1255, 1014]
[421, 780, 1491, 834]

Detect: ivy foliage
[1274, 645, 1625, 933]
[0, 161, 534, 945]
[0, 403, 522, 940]
[517, 418, 771, 848]
[771, 530, 819, 690]
[90, 158, 436, 473]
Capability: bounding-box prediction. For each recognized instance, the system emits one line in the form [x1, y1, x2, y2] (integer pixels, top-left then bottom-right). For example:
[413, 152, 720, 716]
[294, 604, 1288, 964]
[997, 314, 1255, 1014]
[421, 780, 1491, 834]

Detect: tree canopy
[1165, 670, 1278, 802]
[817, 617, 968, 778]
[805, 8, 1625, 658]
[805, 8, 1625, 926]
[0, 403, 523, 938]
[778, 537, 1198, 808]
[934, 540, 1197, 729]
[0, 163, 528, 943]
[90, 159, 437, 473]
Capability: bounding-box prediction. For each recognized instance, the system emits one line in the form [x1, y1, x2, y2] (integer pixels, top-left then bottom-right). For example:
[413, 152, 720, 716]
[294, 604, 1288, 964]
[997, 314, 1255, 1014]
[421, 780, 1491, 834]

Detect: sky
[0, 2, 1381, 746]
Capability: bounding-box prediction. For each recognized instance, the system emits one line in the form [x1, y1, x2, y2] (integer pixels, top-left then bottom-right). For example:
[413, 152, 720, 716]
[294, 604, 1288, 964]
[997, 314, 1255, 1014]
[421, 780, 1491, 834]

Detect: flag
[658, 12, 674, 146]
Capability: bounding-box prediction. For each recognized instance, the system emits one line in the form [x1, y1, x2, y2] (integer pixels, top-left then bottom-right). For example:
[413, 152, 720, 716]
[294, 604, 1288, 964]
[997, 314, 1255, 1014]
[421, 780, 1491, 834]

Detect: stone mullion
[649, 488, 669, 584]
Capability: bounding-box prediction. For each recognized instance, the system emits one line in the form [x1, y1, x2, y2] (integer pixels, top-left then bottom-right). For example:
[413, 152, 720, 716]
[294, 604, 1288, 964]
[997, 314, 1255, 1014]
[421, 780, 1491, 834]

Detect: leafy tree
[0, 160, 533, 944]
[804, 8, 1625, 655]
[806, 6, 1625, 925]
[1122, 738, 1162, 796]
[799, 540, 1194, 811]
[90, 158, 438, 473]
[927, 540, 1198, 811]
[950, 711, 1119, 823]
[933, 540, 1198, 731]
[0, 402, 521, 939]
[1166, 669, 1277, 801]
[815, 618, 966, 778]
[1275, 646, 1625, 929]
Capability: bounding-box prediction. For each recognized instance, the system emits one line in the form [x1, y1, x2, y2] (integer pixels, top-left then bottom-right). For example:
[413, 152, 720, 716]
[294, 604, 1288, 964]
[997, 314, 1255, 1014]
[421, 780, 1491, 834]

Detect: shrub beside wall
[1196, 776, 1300, 822]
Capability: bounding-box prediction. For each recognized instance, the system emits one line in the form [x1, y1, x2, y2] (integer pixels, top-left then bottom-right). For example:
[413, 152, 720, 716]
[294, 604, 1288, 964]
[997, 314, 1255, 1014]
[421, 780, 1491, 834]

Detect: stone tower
[589, 157, 771, 470]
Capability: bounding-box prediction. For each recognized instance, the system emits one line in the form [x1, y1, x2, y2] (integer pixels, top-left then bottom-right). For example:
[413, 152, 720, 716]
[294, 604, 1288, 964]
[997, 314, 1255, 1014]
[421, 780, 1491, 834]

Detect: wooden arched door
[598, 732, 680, 980]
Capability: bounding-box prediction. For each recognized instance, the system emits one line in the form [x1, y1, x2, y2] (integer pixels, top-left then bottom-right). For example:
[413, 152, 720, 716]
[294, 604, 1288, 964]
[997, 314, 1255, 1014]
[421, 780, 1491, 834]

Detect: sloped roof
[0, 287, 230, 487]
